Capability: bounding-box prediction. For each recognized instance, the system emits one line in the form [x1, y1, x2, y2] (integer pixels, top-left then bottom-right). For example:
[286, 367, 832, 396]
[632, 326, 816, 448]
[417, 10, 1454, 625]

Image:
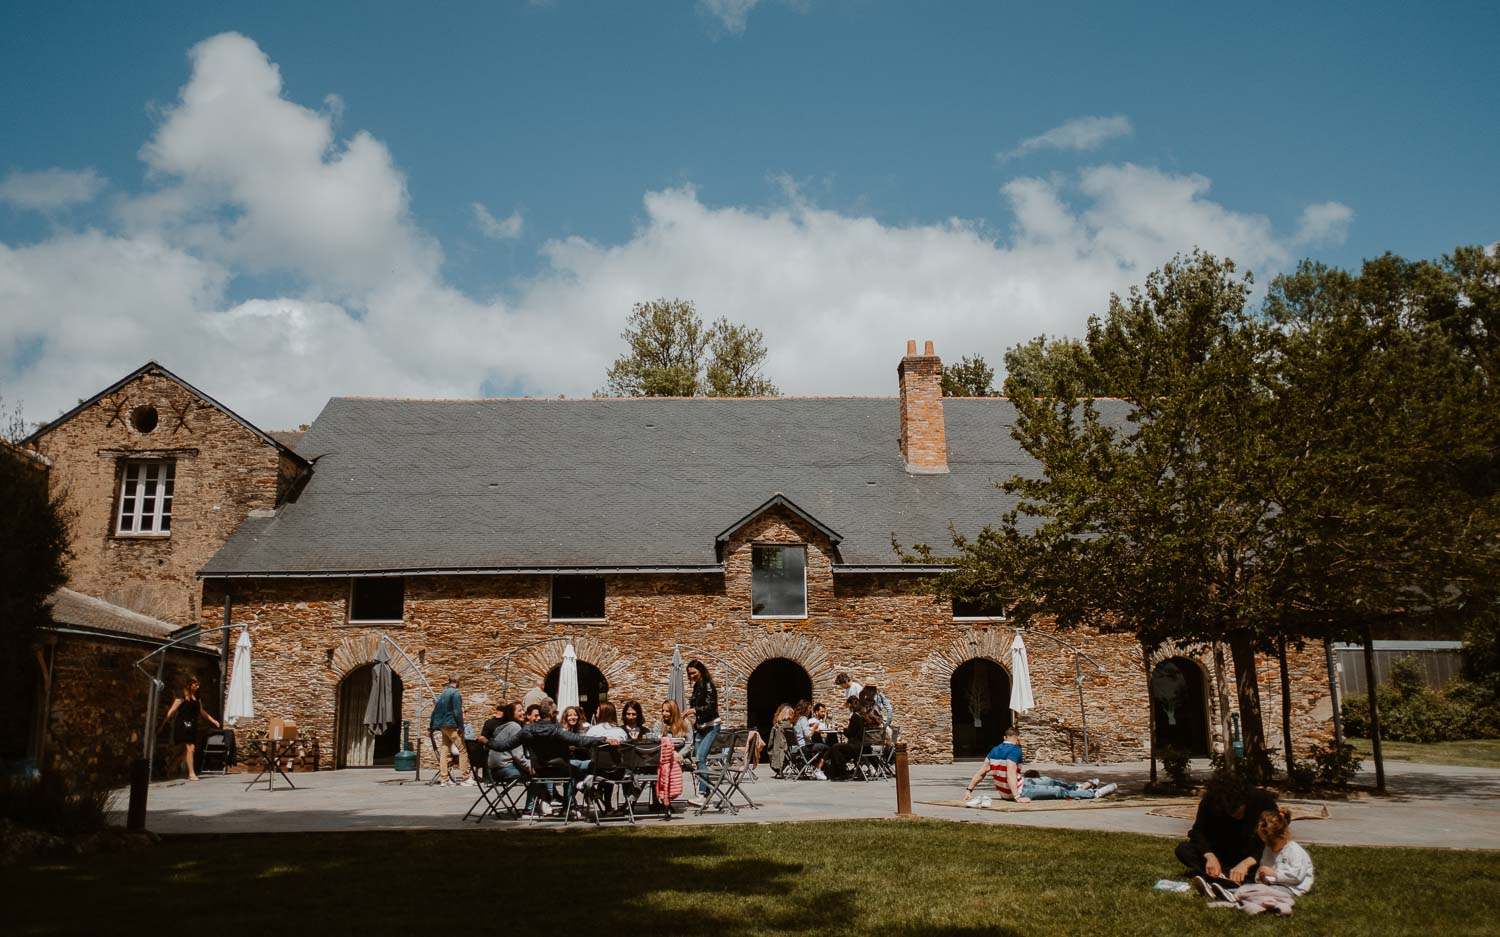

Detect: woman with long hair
[159, 677, 220, 781]
[683, 659, 721, 804]
[653, 700, 688, 739]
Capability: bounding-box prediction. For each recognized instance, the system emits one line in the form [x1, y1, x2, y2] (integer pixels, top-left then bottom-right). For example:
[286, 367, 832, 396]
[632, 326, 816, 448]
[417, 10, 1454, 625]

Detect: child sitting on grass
[1211, 806, 1315, 915]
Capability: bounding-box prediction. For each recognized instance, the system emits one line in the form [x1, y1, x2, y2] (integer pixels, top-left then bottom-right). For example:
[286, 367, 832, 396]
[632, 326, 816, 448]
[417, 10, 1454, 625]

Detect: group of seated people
[772, 677, 896, 780]
[474, 697, 713, 817]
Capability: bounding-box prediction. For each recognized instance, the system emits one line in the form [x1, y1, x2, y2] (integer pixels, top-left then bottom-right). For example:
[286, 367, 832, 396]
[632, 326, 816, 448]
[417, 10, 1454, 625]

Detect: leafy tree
[910, 252, 1284, 777]
[0, 398, 71, 758]
[602, 299, 778, 397]
[941, 355, 997, 397]
[1002, 335, 1109, 397]
[706, 318, 778, 397]
[602, 299, 711, 397]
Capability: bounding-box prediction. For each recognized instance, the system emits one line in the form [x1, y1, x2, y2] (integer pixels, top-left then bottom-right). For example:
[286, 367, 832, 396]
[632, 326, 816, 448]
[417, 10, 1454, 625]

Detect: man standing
[429, 674, 474, 787]
[834, 672, 863, 701]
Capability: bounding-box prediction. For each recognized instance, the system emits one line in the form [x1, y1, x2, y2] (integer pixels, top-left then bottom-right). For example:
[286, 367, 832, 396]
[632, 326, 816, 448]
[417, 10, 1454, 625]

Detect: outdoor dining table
[243, 737, 298, 791]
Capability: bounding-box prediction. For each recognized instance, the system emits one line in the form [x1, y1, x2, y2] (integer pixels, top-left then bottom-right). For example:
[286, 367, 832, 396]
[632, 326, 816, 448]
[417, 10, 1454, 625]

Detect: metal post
[894, 742, 912, 816]
[218, 589, 232, 721]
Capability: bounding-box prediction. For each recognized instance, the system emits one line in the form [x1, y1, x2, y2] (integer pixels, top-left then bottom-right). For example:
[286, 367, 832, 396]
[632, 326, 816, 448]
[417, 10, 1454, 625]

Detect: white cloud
[1004, 115, 1134, 160]
[1, 33, 1353, 432]
[472, 202, 524, 240]
[0, 168, 107, 212]
[1293, 201, 1354, 246]
[698, 0, 762, 34]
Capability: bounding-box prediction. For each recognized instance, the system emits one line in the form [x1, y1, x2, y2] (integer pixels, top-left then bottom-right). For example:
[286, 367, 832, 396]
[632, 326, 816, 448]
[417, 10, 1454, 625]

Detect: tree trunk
[1211, 642, 1236, 764]
[1278, 635, 1294, 775]
[1361, 625, 1386, 795]
[1228, 628, 1270, 780]
[1144, 642, 1157, 786]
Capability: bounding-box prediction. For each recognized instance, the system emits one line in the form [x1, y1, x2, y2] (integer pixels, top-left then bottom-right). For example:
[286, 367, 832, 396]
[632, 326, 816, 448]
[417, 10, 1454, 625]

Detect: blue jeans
[694, 725, 721, 795]
[1020, 776, 1095, 800]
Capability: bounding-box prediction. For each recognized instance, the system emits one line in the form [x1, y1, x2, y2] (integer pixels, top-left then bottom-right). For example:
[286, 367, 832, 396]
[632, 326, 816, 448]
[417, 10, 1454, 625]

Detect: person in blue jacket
[429, 674, 473, 787]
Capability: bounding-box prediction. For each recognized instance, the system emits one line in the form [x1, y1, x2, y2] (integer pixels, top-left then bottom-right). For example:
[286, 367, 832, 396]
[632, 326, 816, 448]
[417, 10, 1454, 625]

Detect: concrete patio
[115, 757, 1500, 850]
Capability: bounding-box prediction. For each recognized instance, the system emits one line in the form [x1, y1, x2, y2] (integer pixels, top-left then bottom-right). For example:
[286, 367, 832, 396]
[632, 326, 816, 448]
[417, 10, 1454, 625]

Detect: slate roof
[200, 396, 1134, 577]
[47, 587, 181, 641]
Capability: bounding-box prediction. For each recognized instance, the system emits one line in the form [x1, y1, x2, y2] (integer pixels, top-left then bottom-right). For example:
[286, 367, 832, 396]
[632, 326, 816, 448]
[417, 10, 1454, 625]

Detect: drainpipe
[219, 585, 233, 720]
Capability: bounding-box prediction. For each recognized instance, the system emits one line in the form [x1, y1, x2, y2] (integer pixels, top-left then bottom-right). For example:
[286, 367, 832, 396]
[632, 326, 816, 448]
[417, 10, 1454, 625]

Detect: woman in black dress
[160, 677, 220, 781]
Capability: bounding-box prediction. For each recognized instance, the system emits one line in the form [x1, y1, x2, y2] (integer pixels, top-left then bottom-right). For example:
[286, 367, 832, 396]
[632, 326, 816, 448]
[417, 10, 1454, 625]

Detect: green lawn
[1351, 737, 1500, 768]
[5, 821, 1499, 936]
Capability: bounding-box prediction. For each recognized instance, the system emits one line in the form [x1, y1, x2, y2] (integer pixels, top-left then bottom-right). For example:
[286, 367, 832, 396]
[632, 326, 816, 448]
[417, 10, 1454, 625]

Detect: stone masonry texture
[206, 505, 1334, 770]
[28, 367, 294, 627]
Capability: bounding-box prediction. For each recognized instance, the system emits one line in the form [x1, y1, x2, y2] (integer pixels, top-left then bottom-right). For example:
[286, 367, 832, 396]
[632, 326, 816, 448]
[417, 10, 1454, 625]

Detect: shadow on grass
[3, 826, 1027, 937]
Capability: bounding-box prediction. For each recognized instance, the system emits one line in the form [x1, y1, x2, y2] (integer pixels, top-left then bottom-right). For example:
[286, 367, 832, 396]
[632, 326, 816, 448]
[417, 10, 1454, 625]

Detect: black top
[690, 679, 720, 728]
[480, 716, 504, 741]
[172, 698, 200, 743]
[1187, 789, 1279, 868]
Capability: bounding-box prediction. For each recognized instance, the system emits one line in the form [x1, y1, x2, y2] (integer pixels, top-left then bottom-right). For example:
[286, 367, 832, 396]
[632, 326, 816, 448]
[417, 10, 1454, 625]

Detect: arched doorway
[335, 664, 405, 768]
[951, 658, 1011, 758]
[545, 661, 609, 720]
[746, 657, 813, 739]
[1151, 657, 1210, 756]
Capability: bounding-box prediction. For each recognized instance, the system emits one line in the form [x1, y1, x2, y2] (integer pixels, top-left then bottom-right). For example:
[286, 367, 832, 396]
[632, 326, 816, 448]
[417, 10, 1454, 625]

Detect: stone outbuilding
[191, 342, 1335, 769]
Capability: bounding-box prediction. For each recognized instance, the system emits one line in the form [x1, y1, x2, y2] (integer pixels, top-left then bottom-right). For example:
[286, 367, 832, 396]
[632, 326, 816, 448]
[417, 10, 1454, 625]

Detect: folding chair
[856, 727, 891, 781]
[526, 757, 577, 825]
[199, 730, 231, 776]
[578, 744, 634, 825]
[464, 773, 526, 822]
[691, 728, 751, 814]
[882, 725, 901, 777]
[779, 726, 817, 781]
[623, 740, 668, 820]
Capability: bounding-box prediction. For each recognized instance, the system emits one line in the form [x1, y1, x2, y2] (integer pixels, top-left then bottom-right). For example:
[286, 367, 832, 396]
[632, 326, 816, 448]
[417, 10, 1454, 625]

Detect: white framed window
[751, 544, 807, 618]
[550, 575, 606, 622]
[116, 460, 175, 537]
[349, 578, 405, 623]
[952, 596, 1009, 621]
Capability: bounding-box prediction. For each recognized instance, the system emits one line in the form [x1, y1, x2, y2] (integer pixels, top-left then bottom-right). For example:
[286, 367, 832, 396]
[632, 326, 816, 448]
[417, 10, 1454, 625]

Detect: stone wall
[37, 632, 220, 786]
[207, 505, 1335, 769]
[28, 367, 295, 627]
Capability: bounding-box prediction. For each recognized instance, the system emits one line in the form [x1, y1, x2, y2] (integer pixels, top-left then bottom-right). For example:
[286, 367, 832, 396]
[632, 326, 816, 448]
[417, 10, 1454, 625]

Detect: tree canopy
[602, 299, 778, 397]
[941, 355, 998, 397]
[908, 246, 1500, 779]
[0, 399, 71, 750]
[1002, 335, 1110, 397]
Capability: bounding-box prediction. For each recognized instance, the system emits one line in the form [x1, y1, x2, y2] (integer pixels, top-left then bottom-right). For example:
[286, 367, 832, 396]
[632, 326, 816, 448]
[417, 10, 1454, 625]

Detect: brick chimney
[898, 339, 949, 474]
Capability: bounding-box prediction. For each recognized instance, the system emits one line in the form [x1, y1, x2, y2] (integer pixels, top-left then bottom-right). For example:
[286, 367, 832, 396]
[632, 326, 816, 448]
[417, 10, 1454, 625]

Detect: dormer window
[751, 544, 807, 618]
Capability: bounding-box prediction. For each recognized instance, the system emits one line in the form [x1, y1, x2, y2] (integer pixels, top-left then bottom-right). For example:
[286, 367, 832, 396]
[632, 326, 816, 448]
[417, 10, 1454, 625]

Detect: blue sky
[2, 1, 1496, 426]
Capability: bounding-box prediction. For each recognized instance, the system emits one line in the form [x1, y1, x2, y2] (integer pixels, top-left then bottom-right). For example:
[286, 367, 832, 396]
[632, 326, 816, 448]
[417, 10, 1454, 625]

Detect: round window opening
[130, 405, 159, 434]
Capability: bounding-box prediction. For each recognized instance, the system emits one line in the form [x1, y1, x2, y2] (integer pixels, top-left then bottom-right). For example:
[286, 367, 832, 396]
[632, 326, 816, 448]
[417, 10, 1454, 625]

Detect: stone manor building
[22, 346, 1336, 771]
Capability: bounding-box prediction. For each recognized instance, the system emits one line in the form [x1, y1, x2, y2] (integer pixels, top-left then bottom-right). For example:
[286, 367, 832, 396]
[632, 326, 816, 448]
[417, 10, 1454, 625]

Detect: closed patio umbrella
[224, 628, 255, 725]
[364, 638, 395, 736]
[1010, 632, 1036, 715]
[668, 645, 687, 712]
[557, 641, 580, 711]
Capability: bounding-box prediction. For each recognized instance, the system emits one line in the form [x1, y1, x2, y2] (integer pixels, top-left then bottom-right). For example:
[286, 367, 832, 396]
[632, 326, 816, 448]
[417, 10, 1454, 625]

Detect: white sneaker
[980, 796, 993, 807]
[460, 777, 476, 788]
[538, 800, 555, 817]
[964, 795, 984, 807]
[813, 769, 828, 781]
[1093, 783, 1118, 798]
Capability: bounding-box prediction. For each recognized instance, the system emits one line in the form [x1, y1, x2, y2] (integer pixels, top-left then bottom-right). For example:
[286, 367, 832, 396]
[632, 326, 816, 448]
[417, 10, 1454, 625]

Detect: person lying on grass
[961, 727, 1117, 806]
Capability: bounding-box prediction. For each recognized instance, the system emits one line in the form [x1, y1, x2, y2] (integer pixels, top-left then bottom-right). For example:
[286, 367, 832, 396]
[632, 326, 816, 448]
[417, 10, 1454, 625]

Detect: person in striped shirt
[961, 727, 1116, 806]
